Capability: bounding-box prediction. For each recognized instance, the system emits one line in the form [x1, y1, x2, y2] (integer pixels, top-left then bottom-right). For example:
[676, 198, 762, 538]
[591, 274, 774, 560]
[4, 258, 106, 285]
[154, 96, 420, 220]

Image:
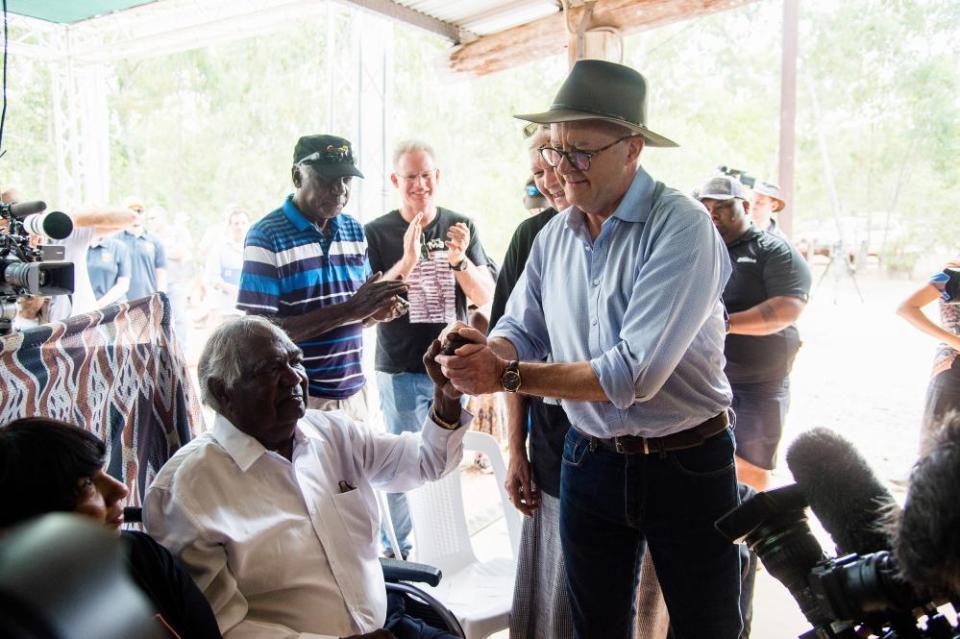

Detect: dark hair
[892, 415, 960, 596]
[0, 417, 107, 528]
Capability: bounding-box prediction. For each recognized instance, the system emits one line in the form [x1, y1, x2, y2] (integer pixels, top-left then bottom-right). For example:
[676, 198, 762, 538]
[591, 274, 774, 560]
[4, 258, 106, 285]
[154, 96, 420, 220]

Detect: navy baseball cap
[293, 134, 364, 179]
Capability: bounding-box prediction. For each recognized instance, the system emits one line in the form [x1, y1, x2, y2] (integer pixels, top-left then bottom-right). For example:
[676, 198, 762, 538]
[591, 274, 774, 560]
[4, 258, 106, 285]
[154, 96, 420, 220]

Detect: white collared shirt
[144, 408, 469, 639]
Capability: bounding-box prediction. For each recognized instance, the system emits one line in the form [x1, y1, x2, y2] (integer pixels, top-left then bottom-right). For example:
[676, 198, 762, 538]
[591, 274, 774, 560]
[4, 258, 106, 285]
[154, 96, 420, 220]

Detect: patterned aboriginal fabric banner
[0, 294, 203, 505]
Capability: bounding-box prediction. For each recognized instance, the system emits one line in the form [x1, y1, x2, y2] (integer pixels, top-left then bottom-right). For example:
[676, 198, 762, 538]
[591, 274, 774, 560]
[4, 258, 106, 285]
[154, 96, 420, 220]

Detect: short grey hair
[526, 126, 550, 151]
[393, 139, 436, 170]
[197, 315, 287, 413]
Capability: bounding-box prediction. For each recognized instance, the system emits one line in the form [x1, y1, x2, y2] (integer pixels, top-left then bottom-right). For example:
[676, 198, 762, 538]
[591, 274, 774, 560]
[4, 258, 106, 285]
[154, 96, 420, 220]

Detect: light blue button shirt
[490, 166, 733, 439]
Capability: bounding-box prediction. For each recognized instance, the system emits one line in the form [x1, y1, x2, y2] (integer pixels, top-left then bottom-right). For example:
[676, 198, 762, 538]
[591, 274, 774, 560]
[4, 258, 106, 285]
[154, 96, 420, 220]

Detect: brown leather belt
[587, 412, 729, 455]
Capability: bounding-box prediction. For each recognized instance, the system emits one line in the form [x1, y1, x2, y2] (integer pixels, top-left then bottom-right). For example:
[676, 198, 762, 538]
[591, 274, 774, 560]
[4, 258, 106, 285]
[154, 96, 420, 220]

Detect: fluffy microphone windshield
[786, 428, 897, 555]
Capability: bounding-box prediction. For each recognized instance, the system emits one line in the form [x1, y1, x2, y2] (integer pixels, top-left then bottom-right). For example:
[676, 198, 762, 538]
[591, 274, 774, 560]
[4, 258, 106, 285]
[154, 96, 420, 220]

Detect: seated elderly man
[144, 315, 468, 639]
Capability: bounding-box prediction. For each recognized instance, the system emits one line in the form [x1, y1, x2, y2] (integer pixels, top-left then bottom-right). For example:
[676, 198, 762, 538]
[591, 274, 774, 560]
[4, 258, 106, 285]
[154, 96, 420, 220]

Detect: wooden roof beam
[449, 0, 759, 76]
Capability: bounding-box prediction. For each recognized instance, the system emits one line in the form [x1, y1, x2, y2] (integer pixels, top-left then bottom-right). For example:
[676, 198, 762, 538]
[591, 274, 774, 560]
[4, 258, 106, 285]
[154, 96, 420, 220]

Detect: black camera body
[0, 200, 75, 333]
[0, 200, 74, 299]
[717, 485, 959, 639]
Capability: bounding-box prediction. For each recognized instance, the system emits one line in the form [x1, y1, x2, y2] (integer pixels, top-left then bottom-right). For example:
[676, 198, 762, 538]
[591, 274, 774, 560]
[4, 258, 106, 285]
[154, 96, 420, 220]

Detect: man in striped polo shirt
[237, 135, 408, 421]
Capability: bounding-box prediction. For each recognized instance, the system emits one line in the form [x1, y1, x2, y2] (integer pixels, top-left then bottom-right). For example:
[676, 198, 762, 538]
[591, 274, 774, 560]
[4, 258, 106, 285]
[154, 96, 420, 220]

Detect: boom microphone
[5, 200, 47, 218]
[786, 428, 897, 555]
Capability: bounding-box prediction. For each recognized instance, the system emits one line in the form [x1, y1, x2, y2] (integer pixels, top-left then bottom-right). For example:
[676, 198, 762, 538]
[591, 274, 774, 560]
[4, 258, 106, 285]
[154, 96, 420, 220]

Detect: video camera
[0, 199, 75, 332]
[717, 429, 960, 638]
[718, 165, 756, 189]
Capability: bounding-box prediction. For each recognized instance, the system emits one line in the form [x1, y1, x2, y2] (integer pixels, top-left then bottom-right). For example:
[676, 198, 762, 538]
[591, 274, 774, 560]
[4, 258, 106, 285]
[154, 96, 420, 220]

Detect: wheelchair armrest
[379, 557, 442, 587]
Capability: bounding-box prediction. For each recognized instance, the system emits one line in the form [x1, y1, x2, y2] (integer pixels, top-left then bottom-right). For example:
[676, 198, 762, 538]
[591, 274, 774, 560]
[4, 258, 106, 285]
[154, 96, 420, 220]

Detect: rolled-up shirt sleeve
[488, 235, 552, 361]
[590, 210, 731, 409]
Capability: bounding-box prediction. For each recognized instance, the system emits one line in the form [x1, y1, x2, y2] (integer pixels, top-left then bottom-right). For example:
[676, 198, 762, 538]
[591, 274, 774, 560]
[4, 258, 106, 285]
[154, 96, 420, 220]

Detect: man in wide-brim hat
[751, 180, 788, 236]
[434, 59, 742, 638]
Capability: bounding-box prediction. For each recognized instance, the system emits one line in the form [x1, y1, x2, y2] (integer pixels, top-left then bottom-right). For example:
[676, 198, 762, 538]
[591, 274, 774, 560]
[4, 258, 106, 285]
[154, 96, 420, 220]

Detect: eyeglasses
[398, 171, 436, 183]
[539, 135, 640, 171]
[525, 184, 542, 198]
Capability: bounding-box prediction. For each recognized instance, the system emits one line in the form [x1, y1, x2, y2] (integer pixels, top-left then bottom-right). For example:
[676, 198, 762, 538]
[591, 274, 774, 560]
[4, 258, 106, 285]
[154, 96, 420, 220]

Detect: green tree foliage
[0, 34, 56, 201]
[1, 0, 956, 266]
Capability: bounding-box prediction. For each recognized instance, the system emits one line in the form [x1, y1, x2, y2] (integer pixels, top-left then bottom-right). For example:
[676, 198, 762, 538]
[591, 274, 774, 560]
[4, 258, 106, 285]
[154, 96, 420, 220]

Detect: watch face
[502, 370, 521, 392]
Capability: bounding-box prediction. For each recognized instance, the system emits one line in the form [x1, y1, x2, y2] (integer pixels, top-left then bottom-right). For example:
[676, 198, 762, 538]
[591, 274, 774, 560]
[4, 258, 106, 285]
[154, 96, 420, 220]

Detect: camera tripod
[816, 239, 864, 304]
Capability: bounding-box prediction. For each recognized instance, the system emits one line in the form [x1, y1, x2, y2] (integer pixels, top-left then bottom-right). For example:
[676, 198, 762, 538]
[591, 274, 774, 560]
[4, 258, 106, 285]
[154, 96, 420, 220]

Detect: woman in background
[897, 259, 960, 454]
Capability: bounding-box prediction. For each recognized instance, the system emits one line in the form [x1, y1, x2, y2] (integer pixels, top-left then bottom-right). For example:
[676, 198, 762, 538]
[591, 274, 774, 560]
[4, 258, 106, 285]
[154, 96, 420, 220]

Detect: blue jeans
[559, 427, 743, 639]
[378, 371, 435, 556]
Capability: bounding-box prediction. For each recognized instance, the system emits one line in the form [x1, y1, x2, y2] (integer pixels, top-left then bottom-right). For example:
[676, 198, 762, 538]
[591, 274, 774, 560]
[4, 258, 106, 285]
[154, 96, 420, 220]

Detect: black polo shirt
[365, 207, 494, 374]
[723, 226, 811, 384]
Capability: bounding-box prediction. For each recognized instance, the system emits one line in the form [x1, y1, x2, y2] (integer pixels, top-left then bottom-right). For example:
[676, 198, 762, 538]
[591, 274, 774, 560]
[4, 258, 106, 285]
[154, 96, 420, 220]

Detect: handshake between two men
[431, 321, 515, 398]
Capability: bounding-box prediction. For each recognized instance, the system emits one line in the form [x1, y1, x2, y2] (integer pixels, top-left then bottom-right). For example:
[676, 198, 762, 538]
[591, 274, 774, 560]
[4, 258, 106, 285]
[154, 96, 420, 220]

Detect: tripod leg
[816, 256, 833, 292]
[847, 263, 865, 303]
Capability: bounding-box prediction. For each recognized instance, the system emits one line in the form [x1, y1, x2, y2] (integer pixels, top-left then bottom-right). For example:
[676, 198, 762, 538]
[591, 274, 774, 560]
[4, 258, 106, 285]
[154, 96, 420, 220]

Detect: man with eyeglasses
[237, 134, 409, 421]
[363, 139, 495, 559]
[433, 60, 741, 639]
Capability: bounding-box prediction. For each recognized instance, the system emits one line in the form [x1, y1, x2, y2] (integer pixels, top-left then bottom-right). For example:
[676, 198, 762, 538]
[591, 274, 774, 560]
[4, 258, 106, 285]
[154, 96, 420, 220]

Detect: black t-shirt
[365, 208, 492, 374]
[489, 208, 570, 498]
[489, 208, 559, 331]
[722, 226, 812, 383]
[123, 531, 223, 639]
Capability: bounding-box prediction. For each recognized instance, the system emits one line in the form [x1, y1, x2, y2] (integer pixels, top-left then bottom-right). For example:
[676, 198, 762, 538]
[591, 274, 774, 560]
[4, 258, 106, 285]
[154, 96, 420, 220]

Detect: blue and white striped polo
[237, 196, 371, 399]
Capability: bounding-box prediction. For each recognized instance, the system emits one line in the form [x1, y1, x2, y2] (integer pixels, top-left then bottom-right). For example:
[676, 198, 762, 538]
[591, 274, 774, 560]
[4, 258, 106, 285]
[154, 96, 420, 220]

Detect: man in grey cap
[434, 60, 741, 638]
[751, 180, 788, 237]
[237, 134, 408, 420]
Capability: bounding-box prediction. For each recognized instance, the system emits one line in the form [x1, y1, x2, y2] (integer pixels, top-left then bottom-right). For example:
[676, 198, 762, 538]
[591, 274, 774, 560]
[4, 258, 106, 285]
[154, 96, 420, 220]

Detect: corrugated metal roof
[393, 0, 560, 36]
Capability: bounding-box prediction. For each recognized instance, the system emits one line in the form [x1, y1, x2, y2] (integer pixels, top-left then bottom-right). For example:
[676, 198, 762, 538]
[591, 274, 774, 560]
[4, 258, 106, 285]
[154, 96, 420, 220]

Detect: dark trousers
[737, 483, 759, 638]
[559, 427, 743, 639]
[385, 591, 460, 639]
[920, 364, 960, 455]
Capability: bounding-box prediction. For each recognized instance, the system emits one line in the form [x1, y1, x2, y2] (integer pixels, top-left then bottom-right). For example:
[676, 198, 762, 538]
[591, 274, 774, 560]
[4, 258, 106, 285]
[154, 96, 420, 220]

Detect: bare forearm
[454, 260, 494, 306]
[433, 390, 462, 425]
[439, 332, 606, 401]
[518, 361, 608, 402]
[505, 393, 528, 456]
[96, 279, 129, 308]
[72, 207, 138, 231]
[897, 304, 960, 350]
[488, 337, 518, 360]
[274, 302, 359, 342]
[492, 339, 607, 401]
[728, 297, 805, 336]
[383, 257, 415, 281]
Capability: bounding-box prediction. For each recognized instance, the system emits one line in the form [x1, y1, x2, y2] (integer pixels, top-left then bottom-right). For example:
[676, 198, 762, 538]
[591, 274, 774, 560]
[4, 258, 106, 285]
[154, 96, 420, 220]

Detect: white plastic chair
[405, 430, 521, 639]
